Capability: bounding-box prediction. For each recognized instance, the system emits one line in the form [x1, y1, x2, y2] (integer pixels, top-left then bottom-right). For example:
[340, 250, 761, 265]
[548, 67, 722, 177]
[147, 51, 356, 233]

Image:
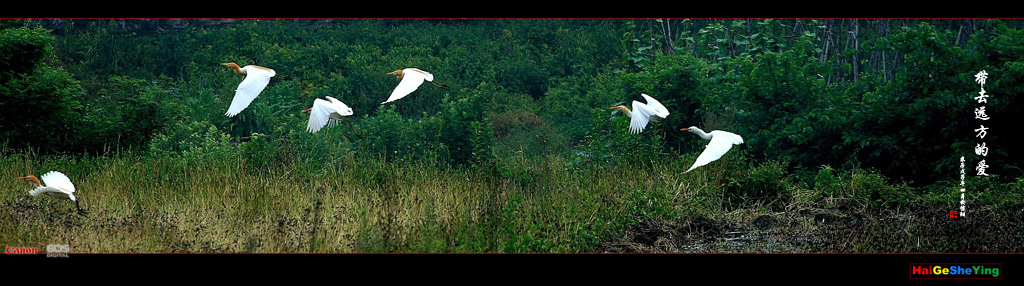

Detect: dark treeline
[2, 18, 1021, 191]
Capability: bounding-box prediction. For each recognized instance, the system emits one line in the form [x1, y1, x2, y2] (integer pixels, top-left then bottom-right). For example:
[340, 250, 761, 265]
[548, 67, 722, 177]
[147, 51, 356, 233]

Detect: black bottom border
[4, 252, 1022, 282]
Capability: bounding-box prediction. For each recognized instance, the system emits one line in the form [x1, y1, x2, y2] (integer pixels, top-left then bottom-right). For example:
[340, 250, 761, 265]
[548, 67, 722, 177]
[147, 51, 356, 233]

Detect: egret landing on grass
[18, 171, 86, 215]
[610, 93, 670, 134]
[381, 68, 450, 104]
[681, 127, 744, 173]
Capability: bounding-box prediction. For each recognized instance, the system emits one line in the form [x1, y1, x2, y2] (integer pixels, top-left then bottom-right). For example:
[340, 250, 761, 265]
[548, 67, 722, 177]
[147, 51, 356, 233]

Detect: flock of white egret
[17, 62, 743, 214]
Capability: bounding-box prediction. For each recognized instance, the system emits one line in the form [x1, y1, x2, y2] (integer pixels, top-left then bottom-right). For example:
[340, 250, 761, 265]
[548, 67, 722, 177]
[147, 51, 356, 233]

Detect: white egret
[610, 93, 670, 134]
[18, 171, 85, 214]
[681, 127, 744, 173]
[302, 96, 354, 133]
[222, 62, 278, 117]
[381, 68, 450, 104]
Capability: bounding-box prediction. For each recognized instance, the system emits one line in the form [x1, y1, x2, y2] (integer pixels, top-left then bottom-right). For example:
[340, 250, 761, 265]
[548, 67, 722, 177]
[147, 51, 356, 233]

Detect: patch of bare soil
[602, 204, 1024, 253]
[601, 214, 742, 253]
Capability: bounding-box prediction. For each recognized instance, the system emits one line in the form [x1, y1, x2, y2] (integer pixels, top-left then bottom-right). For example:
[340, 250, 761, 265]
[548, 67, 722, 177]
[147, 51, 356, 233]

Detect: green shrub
[148, 120, 234, 160]
[0, 27, 53, 80]
[491, 109, 567, 158]
[811, 165, 913, 210]
[723, 160, 793, 210]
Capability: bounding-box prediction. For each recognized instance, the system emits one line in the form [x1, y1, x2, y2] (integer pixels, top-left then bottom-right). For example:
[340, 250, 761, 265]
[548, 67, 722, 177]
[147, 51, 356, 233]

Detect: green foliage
[569, 105, 670, 169]
[490, 109, 567, 158]
[354, 106, 424, 162]
[540, 73, 621, 141]
[148, 120, 233, 159]
[960, 21, 1024, 179]
[810, 165, 914, 210]
[925, 176, 1024, 210]
[1, 26, 171, 156]
[80, 76, 170, 151]
[618, 54, 711, 153]
[839, 23, 967, 184]
[721, 159, 794, 210]
[0, 27, 53, 81]
[0, 65, 85, 153]
[724, 39, 834, 170]
[0, 28, 76, 149]
[436, 90, 494, 165]
[0, 20, 23, 30]
[628, 187, 678, 221]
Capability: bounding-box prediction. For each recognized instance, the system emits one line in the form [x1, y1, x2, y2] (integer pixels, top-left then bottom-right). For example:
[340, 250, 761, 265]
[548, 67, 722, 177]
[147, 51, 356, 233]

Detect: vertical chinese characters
[959, 70, 994, 218]
[973, 70, 990, 178]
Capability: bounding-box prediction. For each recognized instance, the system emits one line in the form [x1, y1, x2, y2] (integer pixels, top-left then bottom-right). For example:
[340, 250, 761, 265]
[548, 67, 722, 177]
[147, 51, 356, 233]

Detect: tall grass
[4, 144, 1020, 252]
[0, 147, 716, 253]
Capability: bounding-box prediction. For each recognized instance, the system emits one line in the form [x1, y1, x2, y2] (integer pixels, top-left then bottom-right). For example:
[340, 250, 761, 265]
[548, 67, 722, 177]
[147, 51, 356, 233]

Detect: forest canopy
[2, 19, 1020, 189]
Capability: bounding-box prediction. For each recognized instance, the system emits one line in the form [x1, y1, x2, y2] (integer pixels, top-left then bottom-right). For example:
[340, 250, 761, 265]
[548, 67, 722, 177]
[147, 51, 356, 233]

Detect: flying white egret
[681, 127, 744, 173]
[18, 171, 85, 214]
[222, 62, 279, 117]
[381, 68, 450, 104]
[610, 93, 670, 134]
[302, 96, 354, 133]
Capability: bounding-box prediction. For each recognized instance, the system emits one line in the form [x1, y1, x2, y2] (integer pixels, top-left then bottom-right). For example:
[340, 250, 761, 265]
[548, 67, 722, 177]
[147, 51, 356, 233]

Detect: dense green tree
[3, 19, 1019, 188]
[1, 26, 169, 155]
[0, 27, 86, 153]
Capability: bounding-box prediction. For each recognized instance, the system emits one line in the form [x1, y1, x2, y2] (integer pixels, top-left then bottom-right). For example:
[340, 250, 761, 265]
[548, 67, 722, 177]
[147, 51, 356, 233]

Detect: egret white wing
[39, 171, 75, 193]
[29, 186, 77, 201]
[382, 69, 428, 104]
[324, 119, 342, 130]
[409, 68, 434, 82]
[629, 101, 657, 134]
[685, 131, 744, 173]
[325, 96, 353, 116]
[225, 67, 275, 117]
[640, 94, 670, 118]
[306, 98, 337, 133]
[30, 186, 66, 197]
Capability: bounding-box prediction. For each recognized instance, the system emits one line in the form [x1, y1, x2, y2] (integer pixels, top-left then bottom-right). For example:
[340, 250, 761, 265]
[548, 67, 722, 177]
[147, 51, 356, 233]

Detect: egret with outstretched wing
[681, 127, 744, 173]
[610, 93, 670, 133]
[302, 96, 354, 133]
[381, 68, 449, 104]
[223, 62, 278, 117]
[18, 171, 85, 214]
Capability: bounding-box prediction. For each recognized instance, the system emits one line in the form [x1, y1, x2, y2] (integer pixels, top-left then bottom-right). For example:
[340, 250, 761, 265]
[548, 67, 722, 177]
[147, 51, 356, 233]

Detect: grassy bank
[4, 149, 1021, 253]
[2, 151, 656, 252]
